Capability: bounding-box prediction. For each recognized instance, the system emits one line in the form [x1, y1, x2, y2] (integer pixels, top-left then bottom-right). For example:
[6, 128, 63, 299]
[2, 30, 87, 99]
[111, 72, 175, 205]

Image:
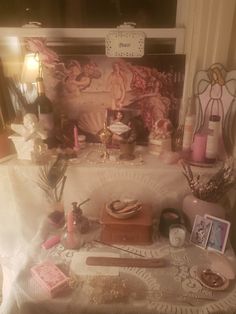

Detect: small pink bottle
[61, 209, 82, 249]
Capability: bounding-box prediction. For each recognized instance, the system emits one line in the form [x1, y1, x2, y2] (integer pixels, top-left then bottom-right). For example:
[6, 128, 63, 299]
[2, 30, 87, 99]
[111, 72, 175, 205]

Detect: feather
[37, 156, 68, 202]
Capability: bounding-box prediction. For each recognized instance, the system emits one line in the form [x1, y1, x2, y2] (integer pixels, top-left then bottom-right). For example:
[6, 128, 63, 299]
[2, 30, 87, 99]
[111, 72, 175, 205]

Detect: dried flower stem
[181, 159, 235, 202]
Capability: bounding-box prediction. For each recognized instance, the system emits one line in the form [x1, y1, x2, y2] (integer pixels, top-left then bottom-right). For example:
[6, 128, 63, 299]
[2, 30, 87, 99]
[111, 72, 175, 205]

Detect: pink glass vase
[182, 194, 225, 230]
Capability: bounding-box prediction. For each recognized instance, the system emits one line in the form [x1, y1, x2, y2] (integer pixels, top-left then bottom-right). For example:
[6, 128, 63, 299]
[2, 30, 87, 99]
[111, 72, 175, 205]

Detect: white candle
[78, 135, 86, 148]
[169, 224, 186, 248]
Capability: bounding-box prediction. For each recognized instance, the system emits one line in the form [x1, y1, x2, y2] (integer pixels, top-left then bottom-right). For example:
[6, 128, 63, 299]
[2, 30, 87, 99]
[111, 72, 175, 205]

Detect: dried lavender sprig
[181, 159, 236, 202]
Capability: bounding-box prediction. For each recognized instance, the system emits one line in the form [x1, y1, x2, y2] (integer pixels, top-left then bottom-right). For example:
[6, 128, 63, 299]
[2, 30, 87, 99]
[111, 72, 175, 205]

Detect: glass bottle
[182, 98, 196, 152]
[34, 77, 54, 134]
[172, 124, 184, 152]
[61, 209, 82, 250]
[205, 114, 221, 162]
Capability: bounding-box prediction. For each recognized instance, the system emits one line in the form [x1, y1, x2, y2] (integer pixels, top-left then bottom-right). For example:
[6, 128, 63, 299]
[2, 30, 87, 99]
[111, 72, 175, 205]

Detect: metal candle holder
[98, 122, 112, 160]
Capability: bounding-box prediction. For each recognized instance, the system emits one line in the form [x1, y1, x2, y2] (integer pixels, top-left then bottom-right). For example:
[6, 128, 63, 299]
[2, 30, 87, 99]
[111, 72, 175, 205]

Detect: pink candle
[191, 133, 207, 162]
[67, 210, 74, 233]
[73, 125, 79, 150]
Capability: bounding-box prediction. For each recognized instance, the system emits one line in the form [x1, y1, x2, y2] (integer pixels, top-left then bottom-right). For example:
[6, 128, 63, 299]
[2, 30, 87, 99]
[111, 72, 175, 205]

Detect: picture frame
[107, 108, 149, 147]
[190, 215, 212, 249]
[204, 215, 231, 254]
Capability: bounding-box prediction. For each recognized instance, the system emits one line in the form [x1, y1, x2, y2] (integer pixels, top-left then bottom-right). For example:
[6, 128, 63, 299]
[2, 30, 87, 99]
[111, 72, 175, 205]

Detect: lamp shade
[21, 53, 40, 83]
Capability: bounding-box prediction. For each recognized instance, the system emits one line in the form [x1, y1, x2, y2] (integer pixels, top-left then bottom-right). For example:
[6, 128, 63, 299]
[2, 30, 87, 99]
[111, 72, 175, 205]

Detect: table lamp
[21, 53, 40, 84]
[21, 53, 40, 105]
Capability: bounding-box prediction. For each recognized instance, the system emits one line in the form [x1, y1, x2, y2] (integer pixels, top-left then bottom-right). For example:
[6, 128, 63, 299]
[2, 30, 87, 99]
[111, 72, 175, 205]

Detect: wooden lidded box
[100, 204, 153, 245]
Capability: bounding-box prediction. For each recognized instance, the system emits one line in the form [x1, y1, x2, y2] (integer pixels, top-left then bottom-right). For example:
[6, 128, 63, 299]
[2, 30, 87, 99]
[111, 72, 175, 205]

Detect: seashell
[77, 110, 106, 135]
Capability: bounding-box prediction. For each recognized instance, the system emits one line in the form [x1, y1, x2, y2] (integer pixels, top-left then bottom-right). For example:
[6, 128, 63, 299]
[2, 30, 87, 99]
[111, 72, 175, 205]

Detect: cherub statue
[10, 113, 48, 160]
[11, 113, 47, 141]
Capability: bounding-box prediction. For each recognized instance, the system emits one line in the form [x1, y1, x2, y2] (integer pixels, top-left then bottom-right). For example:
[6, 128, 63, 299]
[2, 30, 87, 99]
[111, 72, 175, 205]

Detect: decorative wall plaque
[106, 30, 145, 58]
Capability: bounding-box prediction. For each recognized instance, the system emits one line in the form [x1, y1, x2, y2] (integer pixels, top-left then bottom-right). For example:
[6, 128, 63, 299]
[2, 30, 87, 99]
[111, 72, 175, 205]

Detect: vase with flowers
[37, 155, 68, 227]
[181, 159, 235, 230]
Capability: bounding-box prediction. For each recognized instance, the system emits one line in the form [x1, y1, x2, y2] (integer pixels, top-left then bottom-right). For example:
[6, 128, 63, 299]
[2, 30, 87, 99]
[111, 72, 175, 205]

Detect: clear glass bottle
[182, 98, 196, 152]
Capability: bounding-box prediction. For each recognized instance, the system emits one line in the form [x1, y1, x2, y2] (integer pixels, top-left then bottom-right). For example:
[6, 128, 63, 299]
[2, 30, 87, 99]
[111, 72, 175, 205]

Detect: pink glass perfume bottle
[61, 207, 82, 249]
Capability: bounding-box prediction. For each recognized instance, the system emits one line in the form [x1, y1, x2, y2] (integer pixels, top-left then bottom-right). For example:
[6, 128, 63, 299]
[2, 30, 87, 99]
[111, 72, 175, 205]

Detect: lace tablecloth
[8, 232, 236, 314]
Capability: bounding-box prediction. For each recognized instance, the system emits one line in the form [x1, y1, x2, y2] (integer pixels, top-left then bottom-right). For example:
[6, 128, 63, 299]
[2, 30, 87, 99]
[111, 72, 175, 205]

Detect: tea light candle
[169, 224, 186, 248]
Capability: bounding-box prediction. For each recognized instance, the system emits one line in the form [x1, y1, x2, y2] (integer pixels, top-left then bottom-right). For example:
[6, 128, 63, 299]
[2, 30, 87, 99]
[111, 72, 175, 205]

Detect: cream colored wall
[227, 5, 236, 159]
[226, 3, 236, 252]
[178, 0, 236, 122]
[228, 5, 236, 69]
[0, 37, 22, 77]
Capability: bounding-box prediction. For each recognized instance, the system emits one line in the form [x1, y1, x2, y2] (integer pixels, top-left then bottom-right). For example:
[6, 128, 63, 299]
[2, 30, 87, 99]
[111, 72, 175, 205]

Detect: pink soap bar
[31, 260, 69, 297]
[41, 235, 61, 250]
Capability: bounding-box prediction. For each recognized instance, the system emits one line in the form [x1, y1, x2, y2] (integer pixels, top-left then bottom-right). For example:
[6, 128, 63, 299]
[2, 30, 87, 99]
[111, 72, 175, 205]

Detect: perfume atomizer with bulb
[61, 198, 90, 249]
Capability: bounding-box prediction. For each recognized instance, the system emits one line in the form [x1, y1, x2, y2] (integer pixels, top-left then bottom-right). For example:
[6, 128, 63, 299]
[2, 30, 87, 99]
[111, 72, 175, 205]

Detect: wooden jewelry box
[100, 204, 153, 245]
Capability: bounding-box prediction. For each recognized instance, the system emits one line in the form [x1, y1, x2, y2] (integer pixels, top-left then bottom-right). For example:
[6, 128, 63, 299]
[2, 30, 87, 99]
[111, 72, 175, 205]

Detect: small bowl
[106, 202, 142, 219]
[196, 267, 229, 291]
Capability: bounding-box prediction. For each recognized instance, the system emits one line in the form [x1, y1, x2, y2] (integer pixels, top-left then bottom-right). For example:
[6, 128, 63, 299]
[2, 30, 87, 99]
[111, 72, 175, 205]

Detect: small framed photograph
[204, 215, 231, 254]
[107, 108, 149, 146]
[190, 215, 212, 249]
[107, 109, 131, 136]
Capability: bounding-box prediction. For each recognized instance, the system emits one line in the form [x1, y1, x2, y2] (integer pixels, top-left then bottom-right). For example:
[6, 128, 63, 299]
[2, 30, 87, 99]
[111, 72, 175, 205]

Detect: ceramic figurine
[11, 113, 47, 140]
[148, 118, 173, 156]
[149, 118, 173, 140]
[10, 113, 48, 160]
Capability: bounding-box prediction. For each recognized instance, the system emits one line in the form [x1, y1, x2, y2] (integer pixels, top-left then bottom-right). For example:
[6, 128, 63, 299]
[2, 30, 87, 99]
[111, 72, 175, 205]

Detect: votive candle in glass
[169, 224, 186, 248]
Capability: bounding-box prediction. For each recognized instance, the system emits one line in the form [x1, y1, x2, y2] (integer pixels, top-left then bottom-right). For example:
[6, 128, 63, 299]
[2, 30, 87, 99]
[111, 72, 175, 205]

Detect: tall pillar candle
[191, 133, 207, 162]
[205, 115, 221, 162]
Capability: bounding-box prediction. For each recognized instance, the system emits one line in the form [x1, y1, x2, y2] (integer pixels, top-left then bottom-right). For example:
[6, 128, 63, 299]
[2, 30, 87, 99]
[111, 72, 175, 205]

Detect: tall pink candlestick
[73, 125, 79, 150]
[191, 133, 207, 162]
[67, 210, 74, 233]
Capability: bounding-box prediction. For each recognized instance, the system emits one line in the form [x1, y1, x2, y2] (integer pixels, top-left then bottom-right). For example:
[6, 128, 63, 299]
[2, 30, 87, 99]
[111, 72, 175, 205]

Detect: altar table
[0, 146, 235, 313]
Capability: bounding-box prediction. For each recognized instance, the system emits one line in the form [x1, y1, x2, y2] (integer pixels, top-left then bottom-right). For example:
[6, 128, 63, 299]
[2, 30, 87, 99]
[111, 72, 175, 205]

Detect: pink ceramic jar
[182, 194, 225, 230]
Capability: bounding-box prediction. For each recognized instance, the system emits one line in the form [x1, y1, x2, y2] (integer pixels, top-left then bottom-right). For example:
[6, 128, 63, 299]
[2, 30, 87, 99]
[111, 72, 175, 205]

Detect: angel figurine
[193, 63, 236, 155]
[10, 113, 48, 160]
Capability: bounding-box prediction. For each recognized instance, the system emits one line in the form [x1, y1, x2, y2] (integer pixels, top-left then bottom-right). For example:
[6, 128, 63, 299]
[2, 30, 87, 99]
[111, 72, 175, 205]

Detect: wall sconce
[20, 53, 40, 104]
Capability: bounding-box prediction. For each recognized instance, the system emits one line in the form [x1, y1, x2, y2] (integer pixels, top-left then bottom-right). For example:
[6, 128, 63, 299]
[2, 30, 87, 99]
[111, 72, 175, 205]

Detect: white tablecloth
[0, 146, 235, 313]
